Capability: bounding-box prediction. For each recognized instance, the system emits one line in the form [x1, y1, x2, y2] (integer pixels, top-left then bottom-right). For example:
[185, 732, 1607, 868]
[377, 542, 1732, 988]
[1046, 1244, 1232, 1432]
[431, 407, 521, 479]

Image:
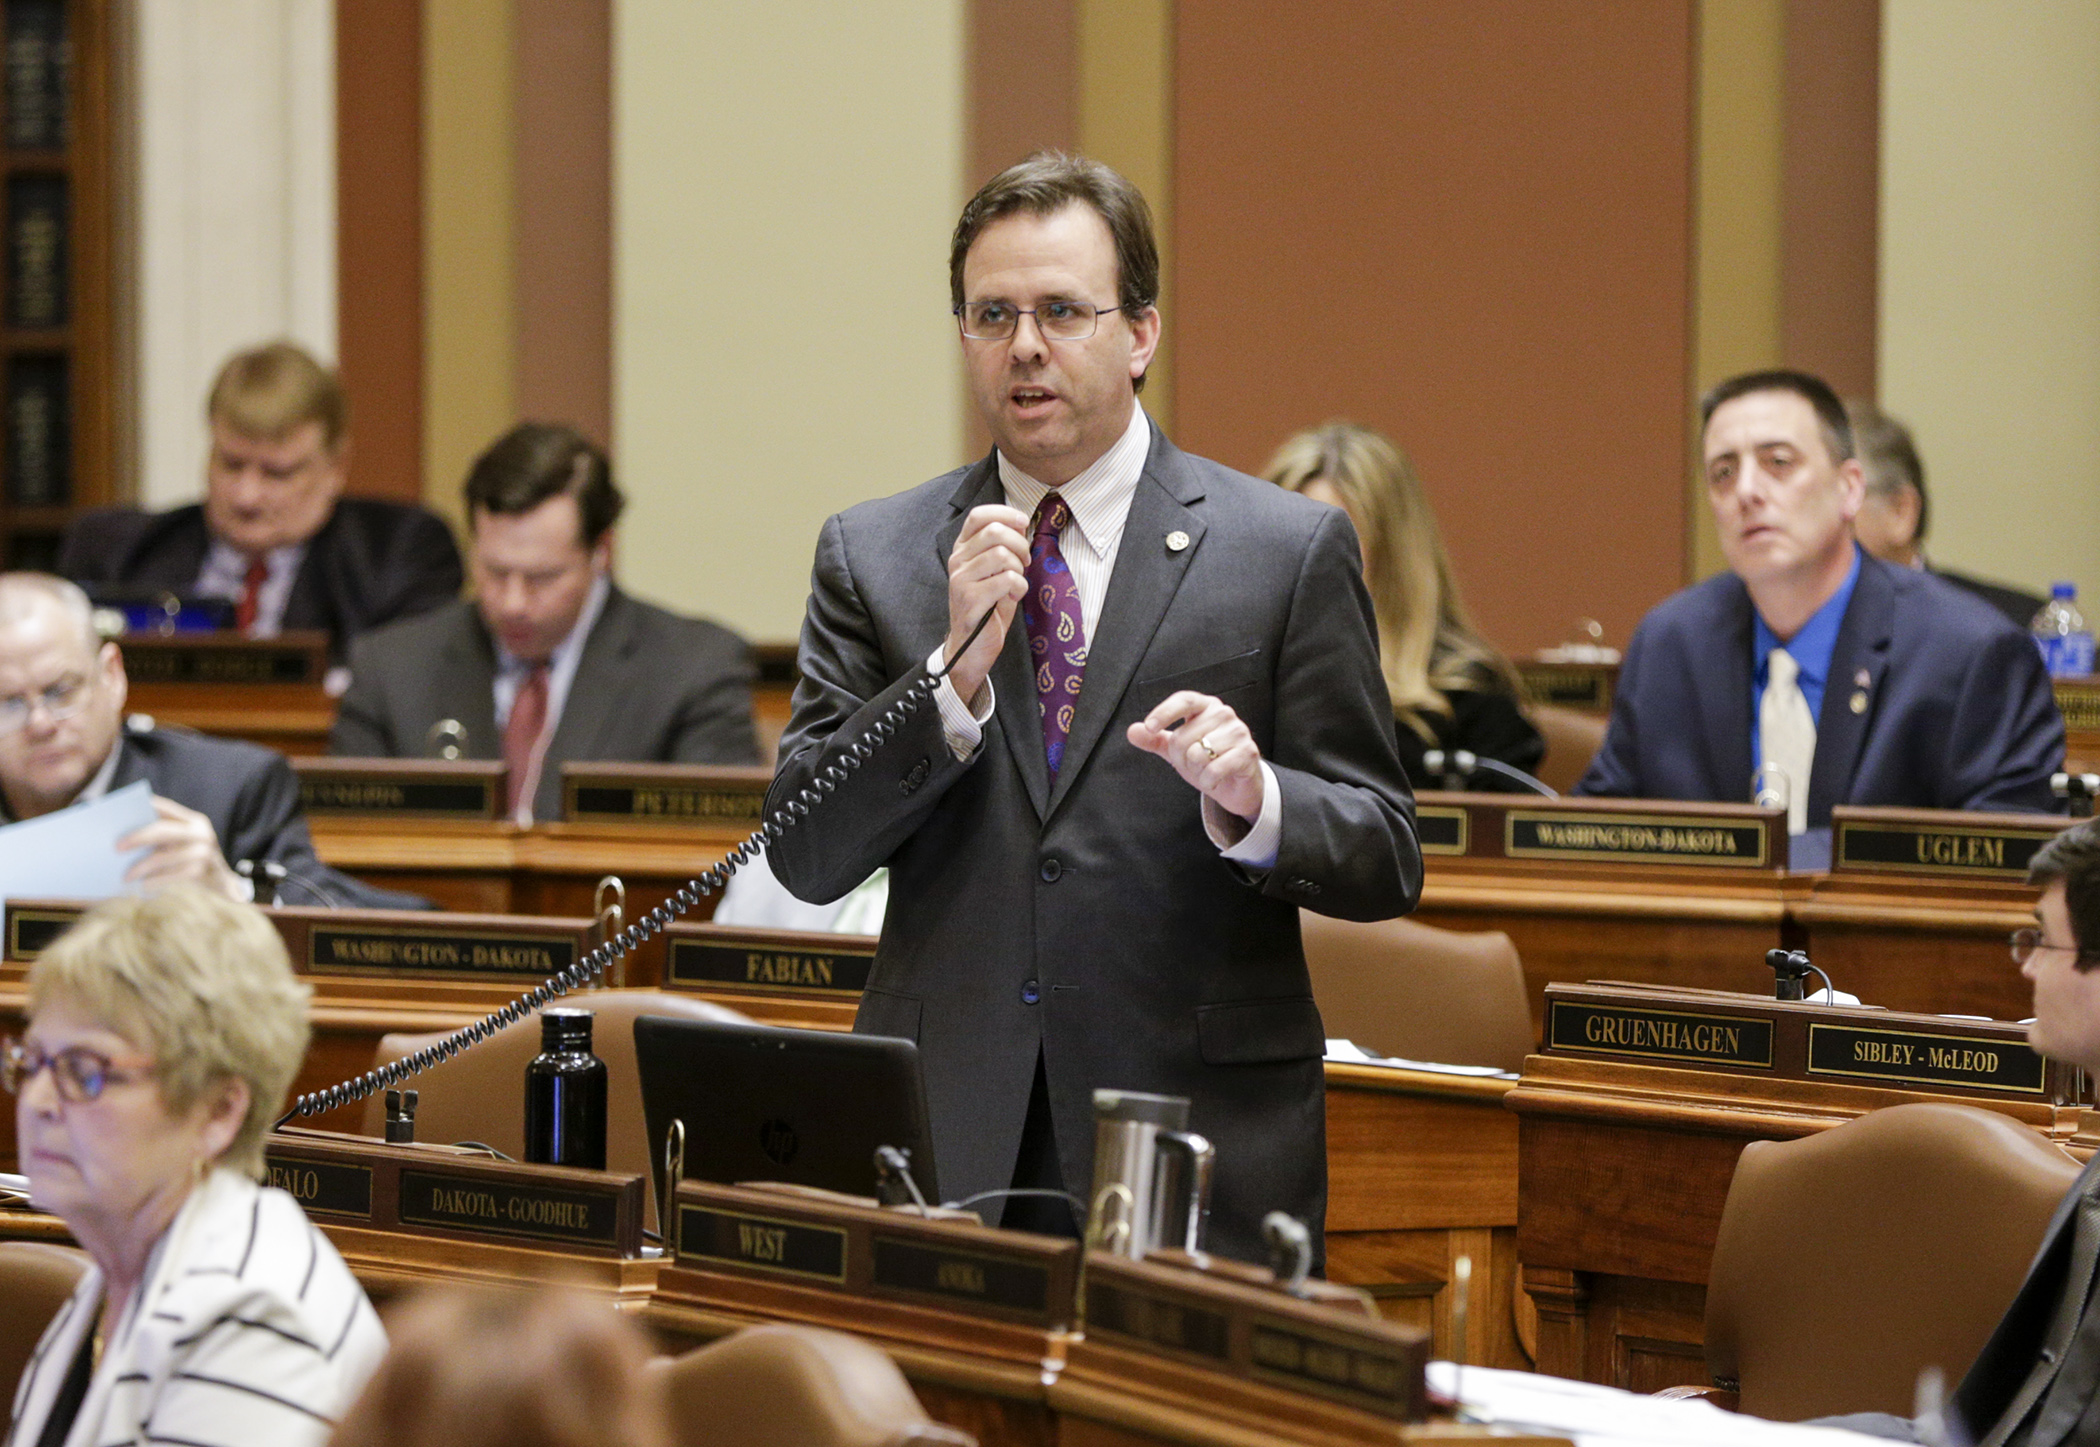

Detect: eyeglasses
[955, 300, 1126, 342]
[2011, 927, 2092, 966]
[1, 1038, 154, 1104]
[0, 674, 92, 737]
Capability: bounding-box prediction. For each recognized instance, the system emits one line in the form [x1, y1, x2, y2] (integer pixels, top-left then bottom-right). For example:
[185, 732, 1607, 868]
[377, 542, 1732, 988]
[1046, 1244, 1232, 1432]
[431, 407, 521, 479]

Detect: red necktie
[234, 557, 269, 634]
[504, 664, 549, 817]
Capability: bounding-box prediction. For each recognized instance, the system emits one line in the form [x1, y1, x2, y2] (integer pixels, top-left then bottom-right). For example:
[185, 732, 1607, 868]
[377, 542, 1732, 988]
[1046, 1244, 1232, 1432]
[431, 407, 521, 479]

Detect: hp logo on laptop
[759, 1118, 799, 1167]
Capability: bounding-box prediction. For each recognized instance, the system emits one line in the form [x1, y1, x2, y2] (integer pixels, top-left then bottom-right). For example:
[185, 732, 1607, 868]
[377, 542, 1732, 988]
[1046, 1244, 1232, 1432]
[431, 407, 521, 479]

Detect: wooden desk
[120, 630, 336, 755]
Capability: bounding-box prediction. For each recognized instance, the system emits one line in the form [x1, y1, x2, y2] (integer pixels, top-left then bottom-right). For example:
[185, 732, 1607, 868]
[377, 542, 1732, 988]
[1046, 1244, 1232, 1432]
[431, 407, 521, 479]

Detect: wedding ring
[1197, 736, 1219, 761]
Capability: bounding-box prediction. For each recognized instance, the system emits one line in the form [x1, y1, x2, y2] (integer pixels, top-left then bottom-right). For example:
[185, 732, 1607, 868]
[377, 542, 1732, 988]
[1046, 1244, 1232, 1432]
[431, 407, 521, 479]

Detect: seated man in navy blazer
[1578, 369, 2062, 837]
[60, 341, 462, 660]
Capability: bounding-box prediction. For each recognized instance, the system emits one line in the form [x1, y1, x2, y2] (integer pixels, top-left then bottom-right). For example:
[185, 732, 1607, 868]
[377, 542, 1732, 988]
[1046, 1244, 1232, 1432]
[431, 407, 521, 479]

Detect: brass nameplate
[6, 905, 80, 960]
[1416, 806, 1467, 856]
[1549, 1000, 1775, 1068]
[308, 926, 575, 980]
[264, 1154, 374, 1220]
[1519, 663, 1613, 711]
[868, 1235, 1052, 1321]
[1248, 1317, 1417, 1420]
[1805, 1024, 2047, 1096]
[1085, 1280, 1231, 1362]
[300, 776, 498, 818]
[1835, 820, 2060, 880]
[123, 643, 320, 685]
[397, 1168, 622, 1247]
[676, 1205, 848, 1283]
[2057, 684, 2100, 732]
[567, 782, 766, 825]
[1507, 810, 1769, 867]
[666, 938, 872, 996]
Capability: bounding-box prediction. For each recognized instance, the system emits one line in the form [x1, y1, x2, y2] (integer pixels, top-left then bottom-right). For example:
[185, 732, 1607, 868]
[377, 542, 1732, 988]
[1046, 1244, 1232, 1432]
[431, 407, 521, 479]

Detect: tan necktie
[1760, 647, 1816, 836]
[503, 664, 549, 820]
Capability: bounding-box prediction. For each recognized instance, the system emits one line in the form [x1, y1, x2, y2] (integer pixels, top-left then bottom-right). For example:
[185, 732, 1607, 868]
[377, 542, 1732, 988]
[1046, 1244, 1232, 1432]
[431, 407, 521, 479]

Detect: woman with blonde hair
[1263, 422, 1542, 789]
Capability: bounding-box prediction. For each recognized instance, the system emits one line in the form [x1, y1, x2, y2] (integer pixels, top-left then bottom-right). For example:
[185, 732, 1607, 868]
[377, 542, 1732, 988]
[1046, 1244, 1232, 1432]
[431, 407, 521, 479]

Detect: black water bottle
[523, 1009, 607, 1170]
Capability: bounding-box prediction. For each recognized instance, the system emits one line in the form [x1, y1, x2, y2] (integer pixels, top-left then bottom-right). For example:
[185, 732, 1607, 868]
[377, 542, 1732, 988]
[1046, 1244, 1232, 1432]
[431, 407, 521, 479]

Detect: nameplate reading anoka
[868, 1235, 1053, 1321]
[1806, 1024, 2047, 1096]
[1415, 805, 1467, 856]
[4, 905, 80, 960]
[1548, 1001, 1775, 1069]
[666, 937, 872, 997]
[1247, 1318, 1421, 1421]
[262, 1153, 374, 1220]
[1085, 1280, 1232, 1363]
[308, 926, 575, 980]
[1835, 820, 2062, 881]
[676, 1205, 848, 1283]
[1507, 810, 1771, 867]
[397, 1169, 621, 1247]
[565, 781, 767, 825]
[299, 775, 499, 818]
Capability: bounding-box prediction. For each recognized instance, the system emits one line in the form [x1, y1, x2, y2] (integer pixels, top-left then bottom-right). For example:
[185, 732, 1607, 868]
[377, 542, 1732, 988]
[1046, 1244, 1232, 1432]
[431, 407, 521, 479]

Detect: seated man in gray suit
[331, 423, 760, 821]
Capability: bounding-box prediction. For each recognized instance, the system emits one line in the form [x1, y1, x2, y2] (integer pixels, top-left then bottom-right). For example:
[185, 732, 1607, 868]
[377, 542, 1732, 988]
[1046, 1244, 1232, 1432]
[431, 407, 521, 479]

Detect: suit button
[900, 756, 931, 795]
[1021, 980, 1041, 1005]
[1040, 858, 1062, 882]
[1292, 877, 1321, 895]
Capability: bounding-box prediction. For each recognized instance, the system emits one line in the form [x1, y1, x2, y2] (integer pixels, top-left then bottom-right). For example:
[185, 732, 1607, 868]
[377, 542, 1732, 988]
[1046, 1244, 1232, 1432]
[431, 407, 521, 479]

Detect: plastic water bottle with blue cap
[2032, 583, 2095, 678]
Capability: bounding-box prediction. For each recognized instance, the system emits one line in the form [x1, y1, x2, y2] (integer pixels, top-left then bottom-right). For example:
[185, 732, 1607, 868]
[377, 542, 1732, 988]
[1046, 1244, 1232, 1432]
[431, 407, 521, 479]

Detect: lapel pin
[1165, 530, 1190, 553]
[1854, 668, 1871, 688]
[1850, 690, 1869, 714]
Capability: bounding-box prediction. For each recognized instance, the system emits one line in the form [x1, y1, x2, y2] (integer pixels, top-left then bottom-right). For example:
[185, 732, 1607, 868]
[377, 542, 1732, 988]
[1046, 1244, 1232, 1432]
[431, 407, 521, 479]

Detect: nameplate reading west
[262, 1154, 374, 1220]
[1416, 806, 1467, 856]
[299, 777, 497, 818]
[1835, 821, 2060, 880]
[308, 926, 574, 979]
[1085, 1281, 1232, 1363]
[676, 1206, 847, 1283]
[667, 938, 872, 996]
[1805, 1024, 2047, 1096]
[567, 783, 767, 824]
[868, 1236, 1052, 1320]
[1507, 810, 1769, 867]
[1549, 1001, 1775, 1068]
[397, 1169, 619, 1246]
[1247, 1319, 1419, 1420]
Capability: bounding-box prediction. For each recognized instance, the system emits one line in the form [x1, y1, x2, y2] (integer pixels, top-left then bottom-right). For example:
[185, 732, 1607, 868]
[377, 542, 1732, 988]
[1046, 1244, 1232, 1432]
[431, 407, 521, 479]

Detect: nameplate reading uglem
[1548, 1001, 1775, 1068]
[1835, 819, 2061, 881]
[309, 926, 575, 980]
[1507, 810, 1770, 867]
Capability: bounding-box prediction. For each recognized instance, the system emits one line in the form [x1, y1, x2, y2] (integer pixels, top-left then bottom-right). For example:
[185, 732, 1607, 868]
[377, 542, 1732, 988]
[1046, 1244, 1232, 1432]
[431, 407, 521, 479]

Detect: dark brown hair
[2029, 820, 2100, 970]
[464, 423, 623, 547]
[1699, 369, 1854, 465]
[1846, 399, 1929, 541]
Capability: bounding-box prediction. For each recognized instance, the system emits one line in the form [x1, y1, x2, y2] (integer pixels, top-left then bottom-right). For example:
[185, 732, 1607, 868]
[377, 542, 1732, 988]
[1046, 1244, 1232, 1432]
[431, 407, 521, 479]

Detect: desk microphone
[1420, 749, 1557, 797]
[425, 719, 468, 760]
[2053, 772, 2100, 820]
[1766, 948, 1838, 1003]
[1262, 1211, 1313, 1297]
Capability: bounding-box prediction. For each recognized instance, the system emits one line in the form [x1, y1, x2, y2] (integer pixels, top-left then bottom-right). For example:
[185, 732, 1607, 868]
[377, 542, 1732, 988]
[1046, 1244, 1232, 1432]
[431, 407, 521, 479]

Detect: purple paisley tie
[1023, 494, 1087, 775]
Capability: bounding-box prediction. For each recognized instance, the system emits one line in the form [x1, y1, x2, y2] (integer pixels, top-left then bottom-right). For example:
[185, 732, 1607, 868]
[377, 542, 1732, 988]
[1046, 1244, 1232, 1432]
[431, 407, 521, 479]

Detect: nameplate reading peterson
[566, 783, 768, 825]
[667, 938, 873, 996]
[867, 1235, 1053, 1320]
[261, 1154, 374, 1220]
[308, 926, 574, 980]
[1508, 810, 1770, 867]
[676, 1205, 848, 1283]
[1835, 820, 2061, 881]
[1805, 1024, 2047, 1096]
[396, 1169, 619, 1247]
[1549, 1001, 1776, 1068]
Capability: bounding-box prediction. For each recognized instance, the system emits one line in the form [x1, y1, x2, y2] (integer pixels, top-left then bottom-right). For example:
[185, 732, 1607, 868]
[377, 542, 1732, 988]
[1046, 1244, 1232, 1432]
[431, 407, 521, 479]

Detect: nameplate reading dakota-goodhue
[299, 777, 498, 818]
[396, 1169, 620, 1247]
[1247, 1319, 1417, 1420]
[1835, 821, 2058, 881]
[1508, 810, 1770, 867]
[1549, 1001, 1775, 1068]
[1085, 1281, 1232, 1363]
[1415, 806, 1467, 856]
[308, 926, 574, 979]
[566, 784, 767, 824]
[666, 938, 872, 996]
[676, 1205, 848, 1283]
[1806, 1024, 2047, 1096]
[867, 1235, 1053, 1319]
[262, 1155, 374, 1220]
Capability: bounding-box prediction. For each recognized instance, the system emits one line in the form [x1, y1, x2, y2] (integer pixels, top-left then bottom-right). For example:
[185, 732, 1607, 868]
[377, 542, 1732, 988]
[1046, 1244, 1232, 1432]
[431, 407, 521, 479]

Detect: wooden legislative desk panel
[120, 631, 337, 756]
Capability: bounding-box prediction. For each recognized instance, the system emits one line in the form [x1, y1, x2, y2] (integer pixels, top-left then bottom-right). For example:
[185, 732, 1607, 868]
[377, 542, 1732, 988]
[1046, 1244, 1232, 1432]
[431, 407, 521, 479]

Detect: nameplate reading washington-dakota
[667, 938, 872, 996]
[676, 1205, 847, 1283]
[1805, 1024, 2047, 1095]
[566, 782, 767, 825]
[299, 776, 499, 818]
[262, 1154, 373, 1220]
[1085, 1280, 1232, 1363]
[397, 1169, 620, 1247]
[1415, 806, 1467, 856]
[1835, 820, 2062, 880]
[1247, 1318, 1419, 1420]
[1549, 1001, 1775, 1068]
[308, 926, 574, 979]
[1507, 810, 1771, 867]
[867, 1235, 1053, 1320]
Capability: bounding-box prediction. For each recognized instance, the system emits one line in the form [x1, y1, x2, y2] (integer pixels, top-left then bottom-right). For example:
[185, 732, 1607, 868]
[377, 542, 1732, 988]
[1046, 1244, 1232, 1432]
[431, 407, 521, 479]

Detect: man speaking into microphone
[766, 153, 1419, 1264]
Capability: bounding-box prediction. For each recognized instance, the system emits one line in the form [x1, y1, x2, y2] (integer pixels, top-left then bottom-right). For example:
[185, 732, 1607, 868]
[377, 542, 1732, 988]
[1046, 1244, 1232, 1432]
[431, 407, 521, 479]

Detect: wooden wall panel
[1780, 0, 1879, 402]
[1172, 2, 1697, 655]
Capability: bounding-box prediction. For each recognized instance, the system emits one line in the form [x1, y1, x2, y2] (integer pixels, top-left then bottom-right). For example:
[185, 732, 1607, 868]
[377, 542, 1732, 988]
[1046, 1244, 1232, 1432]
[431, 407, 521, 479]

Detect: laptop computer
[633, 1015, 940, 1204]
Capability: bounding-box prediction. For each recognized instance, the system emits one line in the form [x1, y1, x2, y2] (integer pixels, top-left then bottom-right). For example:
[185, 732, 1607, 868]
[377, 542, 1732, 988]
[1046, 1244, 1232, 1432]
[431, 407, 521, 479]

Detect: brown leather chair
[0, 1242, 90, 1401]
[1700, 1101, 2078, 1422]
[1529, 704, 1609, 794]
[648, 1324, 974, 1447]
[1298, 911, 1533, 1072]
[360, 989, 750, 1228]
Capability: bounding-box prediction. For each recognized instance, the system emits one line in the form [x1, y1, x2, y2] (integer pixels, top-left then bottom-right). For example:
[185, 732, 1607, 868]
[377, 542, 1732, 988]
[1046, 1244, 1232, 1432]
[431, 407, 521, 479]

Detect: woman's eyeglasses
[1, 1039, 153, 1104]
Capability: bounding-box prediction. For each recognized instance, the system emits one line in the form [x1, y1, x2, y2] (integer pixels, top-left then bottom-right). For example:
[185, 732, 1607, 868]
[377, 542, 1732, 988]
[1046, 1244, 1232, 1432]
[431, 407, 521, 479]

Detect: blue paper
[0, 780, 158, 905]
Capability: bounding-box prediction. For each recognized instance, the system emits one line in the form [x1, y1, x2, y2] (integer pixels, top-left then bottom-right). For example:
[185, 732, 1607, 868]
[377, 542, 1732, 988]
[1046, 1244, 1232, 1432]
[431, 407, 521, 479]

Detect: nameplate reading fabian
[1508, 810, 1770, 867]
[1548, 1001, 1775, 1068]
[676, 1206, 848, 1283]
[1834, 818, 2063, 881]
[1415, 806, 1467, 856]
[1247, 1319, 1417, 1420]
[1085, 1280, 1232, 1363]
[1805, 1024, 2047, 1096]
[666, 937, 872, 996]
[397, 1169, 621, 1247]
[308, 926, 575, 980]
[868, 1235, 1053, 1320]
[262, 1154, 373, 1220]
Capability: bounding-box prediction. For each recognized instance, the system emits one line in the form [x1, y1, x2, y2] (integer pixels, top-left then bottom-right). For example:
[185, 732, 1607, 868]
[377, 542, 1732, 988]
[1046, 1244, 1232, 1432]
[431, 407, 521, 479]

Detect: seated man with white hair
[0, 572, 395, 906]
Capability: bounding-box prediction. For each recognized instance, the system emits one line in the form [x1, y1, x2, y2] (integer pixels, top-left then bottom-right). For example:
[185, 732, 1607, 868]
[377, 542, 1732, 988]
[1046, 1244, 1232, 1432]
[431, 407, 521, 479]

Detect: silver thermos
[1085, 1088, 1215, 1259]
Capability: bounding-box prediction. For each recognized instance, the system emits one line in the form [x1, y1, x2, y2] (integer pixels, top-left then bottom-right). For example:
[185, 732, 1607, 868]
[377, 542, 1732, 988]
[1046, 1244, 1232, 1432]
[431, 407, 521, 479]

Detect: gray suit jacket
[766, 429, 1421, 1265]
[329, 588, 761, 820]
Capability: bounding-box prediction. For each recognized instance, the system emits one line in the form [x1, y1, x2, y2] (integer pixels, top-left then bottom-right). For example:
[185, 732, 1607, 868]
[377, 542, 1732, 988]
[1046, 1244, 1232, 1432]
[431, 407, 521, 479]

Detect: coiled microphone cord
[274, 608, 1002, 1127]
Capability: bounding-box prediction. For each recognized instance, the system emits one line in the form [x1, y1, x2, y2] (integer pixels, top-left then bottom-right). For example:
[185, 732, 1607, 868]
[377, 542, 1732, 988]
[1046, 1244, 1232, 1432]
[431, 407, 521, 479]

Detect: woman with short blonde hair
[7, 886, 385, 1447]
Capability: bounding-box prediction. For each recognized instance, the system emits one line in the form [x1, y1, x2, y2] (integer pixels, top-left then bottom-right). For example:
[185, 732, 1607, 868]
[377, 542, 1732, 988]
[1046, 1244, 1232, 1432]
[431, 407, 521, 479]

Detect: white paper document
[0, 780, 157, 905]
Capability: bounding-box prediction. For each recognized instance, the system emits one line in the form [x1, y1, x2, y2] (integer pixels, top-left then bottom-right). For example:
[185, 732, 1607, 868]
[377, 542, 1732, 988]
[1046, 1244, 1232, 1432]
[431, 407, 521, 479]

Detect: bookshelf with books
[0, 0, 110, 572]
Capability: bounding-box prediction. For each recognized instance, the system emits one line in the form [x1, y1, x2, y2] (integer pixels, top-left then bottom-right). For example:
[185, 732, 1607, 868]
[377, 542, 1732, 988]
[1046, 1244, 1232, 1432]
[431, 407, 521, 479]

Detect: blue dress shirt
[1751, 545, 1863, 768]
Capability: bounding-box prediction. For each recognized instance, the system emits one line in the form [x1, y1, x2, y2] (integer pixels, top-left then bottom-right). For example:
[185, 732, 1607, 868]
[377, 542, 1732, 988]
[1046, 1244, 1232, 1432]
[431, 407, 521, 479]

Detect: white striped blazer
[7, 1169, 387, 1447]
